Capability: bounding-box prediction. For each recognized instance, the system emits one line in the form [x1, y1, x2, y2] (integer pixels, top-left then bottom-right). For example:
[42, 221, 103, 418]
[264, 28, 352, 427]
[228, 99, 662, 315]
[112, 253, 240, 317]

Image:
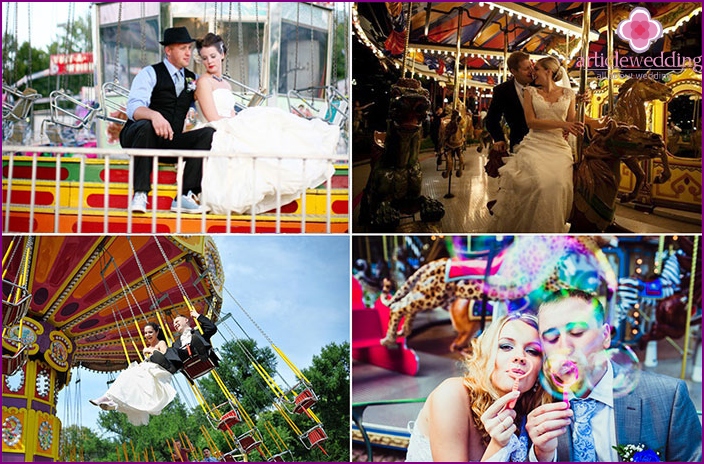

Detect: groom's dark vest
[124, 62, 195, 136]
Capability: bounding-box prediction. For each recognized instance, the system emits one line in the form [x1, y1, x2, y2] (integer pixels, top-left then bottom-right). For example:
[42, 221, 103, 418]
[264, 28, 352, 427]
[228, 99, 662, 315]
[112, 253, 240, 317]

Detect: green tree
[2, 10, 92, 100]
[59, 424, 114, 462]
[333, 4, 349, 85]
[300, 341, 350, 462]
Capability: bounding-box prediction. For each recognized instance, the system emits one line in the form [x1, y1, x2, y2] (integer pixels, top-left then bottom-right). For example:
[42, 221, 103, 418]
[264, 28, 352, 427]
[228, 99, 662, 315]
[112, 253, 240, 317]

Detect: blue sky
[56, 235, 350, 435]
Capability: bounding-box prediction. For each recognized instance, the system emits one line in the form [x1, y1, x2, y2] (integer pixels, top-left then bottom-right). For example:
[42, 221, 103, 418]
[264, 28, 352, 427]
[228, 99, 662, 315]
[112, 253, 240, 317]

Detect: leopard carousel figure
[359, 78, 445, 231]
[380, 235, 617, 347]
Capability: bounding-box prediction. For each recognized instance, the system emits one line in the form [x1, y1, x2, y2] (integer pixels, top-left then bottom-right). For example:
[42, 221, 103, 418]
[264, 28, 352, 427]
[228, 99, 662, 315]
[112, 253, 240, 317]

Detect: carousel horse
[359, 78, 445, 231]
[438, 101, 471, 178]
[640, 236, 703, 344]
[571, 118, 667, 231]
[615, 251, 682, 340]
[611, 77, 673, 201]
[380, 235, 617, 347]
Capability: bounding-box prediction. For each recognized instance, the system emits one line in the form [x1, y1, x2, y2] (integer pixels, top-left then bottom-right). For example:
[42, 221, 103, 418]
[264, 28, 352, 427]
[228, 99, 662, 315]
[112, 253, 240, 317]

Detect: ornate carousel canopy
[2, 236, 224, 374]
[354, 2, 702, 85]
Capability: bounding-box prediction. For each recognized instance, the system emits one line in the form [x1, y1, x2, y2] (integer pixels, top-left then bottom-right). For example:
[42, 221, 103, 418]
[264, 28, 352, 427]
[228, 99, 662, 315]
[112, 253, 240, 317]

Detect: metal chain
[331, 5, 337, 90]
[294, 3, 300, 90]
[140, 3, 147, 67]
[225, 2, 233, 75]
[27, 3, 32, 88]
[237, 2, 245, 84]
[310, 3, 314, 95]
[12, 3, 18, 85]
[213, 2, 218, 34]
[113, 2, 123, 84]
[255, 2, 262, 89]
[154, 236, 191, 308]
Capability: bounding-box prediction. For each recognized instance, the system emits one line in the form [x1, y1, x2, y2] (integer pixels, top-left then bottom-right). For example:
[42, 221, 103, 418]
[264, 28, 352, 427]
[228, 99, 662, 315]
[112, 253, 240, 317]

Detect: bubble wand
[506, 363, 534, 410]
[550, 359, 579, 406]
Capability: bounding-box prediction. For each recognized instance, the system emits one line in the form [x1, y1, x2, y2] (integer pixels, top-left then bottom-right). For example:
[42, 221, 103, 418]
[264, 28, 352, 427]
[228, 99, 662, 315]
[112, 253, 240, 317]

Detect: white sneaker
[170, 190, 206, 214]
[130, 192, 148, 213]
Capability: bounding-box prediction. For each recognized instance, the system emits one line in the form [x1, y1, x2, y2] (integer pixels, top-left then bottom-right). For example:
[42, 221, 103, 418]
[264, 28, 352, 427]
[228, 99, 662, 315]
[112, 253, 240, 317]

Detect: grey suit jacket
[557, 368, 702, 461]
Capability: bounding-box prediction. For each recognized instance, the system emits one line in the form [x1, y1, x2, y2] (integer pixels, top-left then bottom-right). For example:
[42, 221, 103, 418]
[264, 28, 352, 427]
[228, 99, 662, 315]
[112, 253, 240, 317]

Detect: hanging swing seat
[2, 84, 42, 123]
[99, 81, 130, 124]
[221, 450, 247, 462]
[284, 380, 318, 414]
[2, 280, 32, 327]
[180, 350, 217, 381]
[235, 428, 263, 455]
[222, 75, 269, 113]
[287, 85, 348, 129]
[49, 89, 101, 130]
[217, 407, 243, 431]
[267, 450, 292, 462]
[298, 424, 327, 449]
[2, 343, 28, 377]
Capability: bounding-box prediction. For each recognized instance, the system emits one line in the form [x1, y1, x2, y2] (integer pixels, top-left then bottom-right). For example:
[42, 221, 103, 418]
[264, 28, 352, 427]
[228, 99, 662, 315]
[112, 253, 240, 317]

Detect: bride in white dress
[89, 322, 176, 426]
[488, 56, 584, 233]
[194, 33, 339, 215]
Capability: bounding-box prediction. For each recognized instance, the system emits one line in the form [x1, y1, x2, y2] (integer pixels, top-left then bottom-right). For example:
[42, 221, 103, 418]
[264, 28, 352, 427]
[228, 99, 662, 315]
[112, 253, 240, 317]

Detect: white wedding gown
[488, 86, 574, 233]
[105, 361, 176, 426]
[200, 88, 339, 214]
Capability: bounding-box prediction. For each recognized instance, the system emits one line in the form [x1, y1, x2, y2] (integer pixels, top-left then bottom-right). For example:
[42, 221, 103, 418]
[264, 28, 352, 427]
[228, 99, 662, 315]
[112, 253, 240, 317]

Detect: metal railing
[2, 145, 348, 234]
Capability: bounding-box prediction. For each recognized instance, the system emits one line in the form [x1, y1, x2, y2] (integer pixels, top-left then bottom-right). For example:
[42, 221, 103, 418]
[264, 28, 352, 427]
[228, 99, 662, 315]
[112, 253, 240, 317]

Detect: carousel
[351, 2, 702, 233]
[2, 236, 329, 461]
[2, 2, 350, 234]
[351, 233, 702, 460]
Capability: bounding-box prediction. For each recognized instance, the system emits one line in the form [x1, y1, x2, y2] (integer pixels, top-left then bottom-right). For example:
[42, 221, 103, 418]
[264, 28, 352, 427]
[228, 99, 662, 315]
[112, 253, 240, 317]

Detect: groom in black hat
[120, 26, 215, 214]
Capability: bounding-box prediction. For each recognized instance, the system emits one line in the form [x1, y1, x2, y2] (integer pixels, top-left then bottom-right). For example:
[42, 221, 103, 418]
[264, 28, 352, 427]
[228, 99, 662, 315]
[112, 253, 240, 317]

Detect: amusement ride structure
[2, 2, 350, 234]
[2, 236, 329, 461]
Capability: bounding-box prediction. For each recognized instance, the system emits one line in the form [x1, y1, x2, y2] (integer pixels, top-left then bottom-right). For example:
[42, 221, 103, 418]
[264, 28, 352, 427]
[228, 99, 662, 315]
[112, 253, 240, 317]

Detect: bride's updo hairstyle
[196, 33, 227, 57]
[536, 56, 562, 82]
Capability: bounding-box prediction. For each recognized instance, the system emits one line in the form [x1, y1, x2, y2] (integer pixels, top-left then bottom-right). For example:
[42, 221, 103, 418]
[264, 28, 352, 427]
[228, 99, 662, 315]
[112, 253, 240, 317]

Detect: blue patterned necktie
[174, 71, 184, 96]
[571, 398, 599, 462]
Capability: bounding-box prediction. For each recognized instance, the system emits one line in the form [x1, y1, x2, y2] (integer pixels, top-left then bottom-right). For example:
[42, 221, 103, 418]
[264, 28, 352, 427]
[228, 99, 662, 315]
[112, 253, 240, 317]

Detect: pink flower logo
[617, 7, 664, 53]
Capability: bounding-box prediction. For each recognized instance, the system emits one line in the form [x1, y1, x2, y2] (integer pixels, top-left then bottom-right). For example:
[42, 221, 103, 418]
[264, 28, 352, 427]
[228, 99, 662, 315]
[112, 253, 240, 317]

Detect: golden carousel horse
[611, 77, 673, 201]
[571, 118, 667, 231]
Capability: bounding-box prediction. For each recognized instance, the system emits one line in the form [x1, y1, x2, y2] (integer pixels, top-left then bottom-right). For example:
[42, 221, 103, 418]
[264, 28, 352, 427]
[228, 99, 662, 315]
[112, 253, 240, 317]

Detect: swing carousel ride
[352, 2, 702, 233]
[351, 234, 701, 460]
[2, 2, 350, 234]
[2, 236, 329, 462]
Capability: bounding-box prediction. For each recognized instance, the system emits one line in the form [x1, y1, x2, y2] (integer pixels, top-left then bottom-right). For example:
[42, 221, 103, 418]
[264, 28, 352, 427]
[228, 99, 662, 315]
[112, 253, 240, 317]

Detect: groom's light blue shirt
[126, 58, 196, 120]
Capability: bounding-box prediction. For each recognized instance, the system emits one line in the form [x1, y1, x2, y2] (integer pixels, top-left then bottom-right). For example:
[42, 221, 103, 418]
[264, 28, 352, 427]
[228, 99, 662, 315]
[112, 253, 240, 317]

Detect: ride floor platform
[351, 310, 703, 461]
[352, 145, 702, 234]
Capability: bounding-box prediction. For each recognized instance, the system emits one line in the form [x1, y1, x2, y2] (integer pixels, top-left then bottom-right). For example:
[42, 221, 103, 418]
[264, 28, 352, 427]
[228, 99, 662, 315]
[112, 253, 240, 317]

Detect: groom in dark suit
[164, 308, 220, 371]
[120, 26, 215, 214]
[527, 289, 702, 462]
[484, 51, 535, 152]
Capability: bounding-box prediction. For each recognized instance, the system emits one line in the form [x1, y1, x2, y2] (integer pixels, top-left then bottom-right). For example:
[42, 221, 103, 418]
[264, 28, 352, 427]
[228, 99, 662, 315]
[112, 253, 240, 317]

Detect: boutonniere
[185, 77, 196, 93]
[613, 444, 661, 462]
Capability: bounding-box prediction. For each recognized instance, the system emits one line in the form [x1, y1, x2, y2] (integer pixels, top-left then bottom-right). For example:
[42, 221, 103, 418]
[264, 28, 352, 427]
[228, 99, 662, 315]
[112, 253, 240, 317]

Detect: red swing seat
[292, 386, 318, 414]
[2, 280, 31, 327]
[299, 424, 328, 449]
[181, 348, 216, 381]
[217, 408, 242, 431]
[2, 344, 28, 377]
[236, 429, 262, 454]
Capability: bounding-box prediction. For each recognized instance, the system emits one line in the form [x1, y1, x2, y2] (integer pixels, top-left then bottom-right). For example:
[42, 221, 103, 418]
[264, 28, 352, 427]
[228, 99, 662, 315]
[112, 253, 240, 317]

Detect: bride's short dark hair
[196, 33, 227, 55]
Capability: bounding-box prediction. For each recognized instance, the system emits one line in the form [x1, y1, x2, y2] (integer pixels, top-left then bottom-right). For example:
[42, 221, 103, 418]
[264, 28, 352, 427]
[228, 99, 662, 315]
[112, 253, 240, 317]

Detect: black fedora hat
[159, 27, 196, 46]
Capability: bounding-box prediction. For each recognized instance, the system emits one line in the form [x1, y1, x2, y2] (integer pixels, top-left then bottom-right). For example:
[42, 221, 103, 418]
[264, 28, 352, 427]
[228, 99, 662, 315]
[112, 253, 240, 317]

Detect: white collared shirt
[529, 361, 618, 462]
[514, 80, 527, 108]
[179, 328, 192, 347]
